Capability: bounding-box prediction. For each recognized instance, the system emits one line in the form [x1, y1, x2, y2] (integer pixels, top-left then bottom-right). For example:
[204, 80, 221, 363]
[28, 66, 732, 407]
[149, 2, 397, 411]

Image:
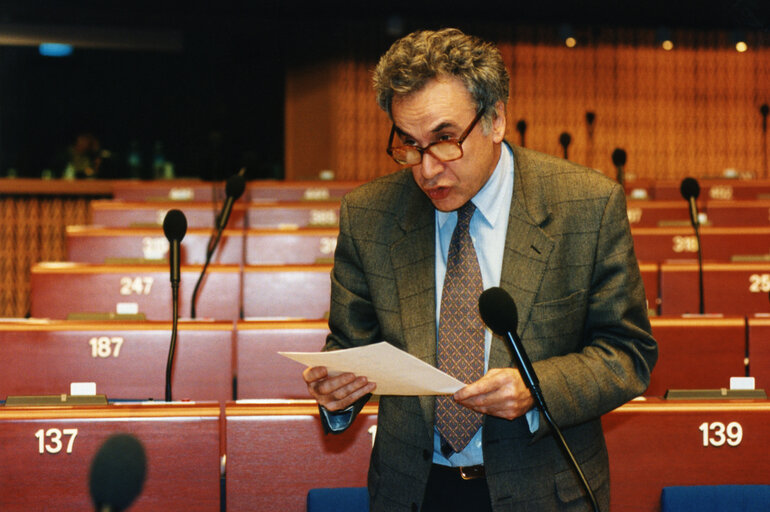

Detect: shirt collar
[437, 143, 514, 229]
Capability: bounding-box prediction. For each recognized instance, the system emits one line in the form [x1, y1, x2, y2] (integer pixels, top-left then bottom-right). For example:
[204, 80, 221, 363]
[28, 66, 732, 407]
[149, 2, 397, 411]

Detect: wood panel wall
[285, 27, 770, 182]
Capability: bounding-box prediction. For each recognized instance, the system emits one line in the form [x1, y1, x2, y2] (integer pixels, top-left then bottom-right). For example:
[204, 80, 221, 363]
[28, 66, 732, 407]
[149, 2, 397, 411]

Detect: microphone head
[559, 132, 571, 147]
[478, 287, 518, 336]
[162, 209, 187, 242]
[680, 177, 701, 201]
[761, 104, 769, 117]
[225, 173, 246, 200]
[611, 148, 627, 166]
[515, 119, 527, 134]
[585, 111, 595, 125]
[89, 433, 147, 511]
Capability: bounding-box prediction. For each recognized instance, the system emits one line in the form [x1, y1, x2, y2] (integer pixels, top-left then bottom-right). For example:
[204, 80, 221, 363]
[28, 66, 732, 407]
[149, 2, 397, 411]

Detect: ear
[491, 101, 507, 143]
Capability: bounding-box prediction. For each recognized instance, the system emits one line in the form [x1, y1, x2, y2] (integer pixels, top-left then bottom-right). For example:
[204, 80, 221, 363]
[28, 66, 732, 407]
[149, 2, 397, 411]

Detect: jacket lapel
[490, 145, 555, 369]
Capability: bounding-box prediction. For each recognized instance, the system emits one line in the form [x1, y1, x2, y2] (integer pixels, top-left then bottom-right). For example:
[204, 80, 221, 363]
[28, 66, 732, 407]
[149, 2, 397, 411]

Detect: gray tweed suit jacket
[324, 144, 658, 511]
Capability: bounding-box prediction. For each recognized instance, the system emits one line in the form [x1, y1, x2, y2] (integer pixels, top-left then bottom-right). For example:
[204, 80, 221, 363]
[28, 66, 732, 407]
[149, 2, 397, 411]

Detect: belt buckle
[459, 465, 485, 480]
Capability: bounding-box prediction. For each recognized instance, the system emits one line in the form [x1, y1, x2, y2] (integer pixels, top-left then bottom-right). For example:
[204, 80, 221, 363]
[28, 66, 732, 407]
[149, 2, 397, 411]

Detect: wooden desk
[90, 199, 247, 228]
[631, 227, 770, 262]
[111, 178, 238, 202]
[235, 320, 327, 399]
[242, 265, 332, 319]
[659, 262, 770, 315]
[225, 400, 377, 512]
[0, 402, 221, 511]
[705, 200, 770, 226]
[248, 180, 363, 202]
[603, 398, 770, 511]
[29, 263, 241, 320]
[246, 201, 340, 228]
[626, 200, 694, 227]
[652, 179, 770, 201]
[66, 226, 243, 265]
[0, 320, 233, 401]
[67, 226, 338, 265]
[647, 317, 747, 396]
[746, 316, 770, 390]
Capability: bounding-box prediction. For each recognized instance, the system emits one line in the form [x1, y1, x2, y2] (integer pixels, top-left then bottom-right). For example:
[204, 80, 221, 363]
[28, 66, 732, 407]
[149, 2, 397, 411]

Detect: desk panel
[659, 262, 770, 315]
[652, 179, 770, 201]
[225, 401, 377, 512]
[631, 227, 770, 262]
[246, 201, 340, 228]
[111, 178, 242, 202]
[67, 226, 339, 265]
[705, 200, 770, 227]
[30, 263, 240, 320]
[603, 399, 770, 511]
[242, 265, 332, 319]
[0, 321, 232, 401]
[647, 317, 746, 396]
[0, 403, 221, 511]
[90, 200, 247, 228]
[626, 200, 694, 227]
[66, 226, 243, 265]
[245, 228, 338, 264]
[746, 317, 770, 389]
[248, 180, 363, 202]
[235, 320, 327, 399]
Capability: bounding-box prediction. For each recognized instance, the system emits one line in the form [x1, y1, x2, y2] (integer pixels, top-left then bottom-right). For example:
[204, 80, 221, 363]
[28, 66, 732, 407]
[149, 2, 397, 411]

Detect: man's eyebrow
[393, 121, 456, 138]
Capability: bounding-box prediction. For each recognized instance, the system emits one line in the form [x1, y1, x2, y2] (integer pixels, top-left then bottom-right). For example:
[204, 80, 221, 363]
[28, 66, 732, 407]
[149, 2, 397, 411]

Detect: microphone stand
[165, 235, 181, 402]
[693, 218, 704, 314]
[503, 330, 600, 512]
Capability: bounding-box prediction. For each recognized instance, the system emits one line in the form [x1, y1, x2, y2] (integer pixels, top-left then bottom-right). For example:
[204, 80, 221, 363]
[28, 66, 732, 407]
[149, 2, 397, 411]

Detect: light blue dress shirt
[432, 142, 538, 467]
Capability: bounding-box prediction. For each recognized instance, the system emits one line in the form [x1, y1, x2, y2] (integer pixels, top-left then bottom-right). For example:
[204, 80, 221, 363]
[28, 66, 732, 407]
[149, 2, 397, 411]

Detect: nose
[419, 152, 444, 181]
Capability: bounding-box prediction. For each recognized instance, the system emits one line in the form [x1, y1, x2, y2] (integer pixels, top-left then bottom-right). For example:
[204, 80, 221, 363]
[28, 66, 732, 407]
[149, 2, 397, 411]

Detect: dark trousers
[421, 464, 494, 512]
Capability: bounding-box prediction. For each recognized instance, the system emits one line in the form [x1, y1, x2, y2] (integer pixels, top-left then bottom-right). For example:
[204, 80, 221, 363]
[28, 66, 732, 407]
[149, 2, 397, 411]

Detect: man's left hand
[453, 368, 534, 420]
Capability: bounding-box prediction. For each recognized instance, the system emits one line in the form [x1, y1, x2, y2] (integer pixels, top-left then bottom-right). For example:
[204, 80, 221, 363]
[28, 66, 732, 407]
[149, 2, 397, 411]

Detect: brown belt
[434, 464, 486, 480]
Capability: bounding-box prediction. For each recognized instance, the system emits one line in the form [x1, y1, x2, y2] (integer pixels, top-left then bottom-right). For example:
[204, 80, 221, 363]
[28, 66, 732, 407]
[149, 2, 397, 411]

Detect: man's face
[391, 76, 506, 212]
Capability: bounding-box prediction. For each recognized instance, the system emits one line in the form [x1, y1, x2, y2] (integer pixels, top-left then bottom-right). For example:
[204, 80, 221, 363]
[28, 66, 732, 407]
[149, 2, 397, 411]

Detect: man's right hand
[302, 366, 376, 411]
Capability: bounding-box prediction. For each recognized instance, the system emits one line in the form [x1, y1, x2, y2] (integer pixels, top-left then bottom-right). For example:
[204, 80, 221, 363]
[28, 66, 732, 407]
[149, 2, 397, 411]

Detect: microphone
[611, 148, 626, 186]
[89, 433, 147, 512]
[680, 177, 705, 314]
[478, 287, 600, 512]
[680, 177, 700, 228]
[191, 172, 246, 319]
[559, 132, 571, 160]
[515, 119, 527, 147]
[162, 209, 187, 401]
[163, 209, 187, 287]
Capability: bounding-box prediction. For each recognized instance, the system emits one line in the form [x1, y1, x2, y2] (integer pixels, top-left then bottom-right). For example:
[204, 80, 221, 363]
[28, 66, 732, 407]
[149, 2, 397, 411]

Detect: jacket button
[422, 449, 430, 460]
[411, 503, 418, 512]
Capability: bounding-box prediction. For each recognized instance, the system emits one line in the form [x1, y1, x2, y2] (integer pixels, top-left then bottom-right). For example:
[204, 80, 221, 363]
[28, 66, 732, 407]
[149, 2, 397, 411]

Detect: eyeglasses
[386, 109, 484, 167]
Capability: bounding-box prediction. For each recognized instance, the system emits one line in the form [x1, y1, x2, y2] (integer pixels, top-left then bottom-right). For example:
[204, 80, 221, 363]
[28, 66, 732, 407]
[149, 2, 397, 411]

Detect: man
[303, 28, 657, 511]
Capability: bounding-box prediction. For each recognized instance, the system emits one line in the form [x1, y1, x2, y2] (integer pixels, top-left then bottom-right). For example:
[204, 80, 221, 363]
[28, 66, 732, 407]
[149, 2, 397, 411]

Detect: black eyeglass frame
[386, 109, 485, 166]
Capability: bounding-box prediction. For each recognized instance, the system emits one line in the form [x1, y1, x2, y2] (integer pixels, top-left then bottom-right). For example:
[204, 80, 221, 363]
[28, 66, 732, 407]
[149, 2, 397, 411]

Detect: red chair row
[4, 316, 768, 402]
[1, 399, 768, 511]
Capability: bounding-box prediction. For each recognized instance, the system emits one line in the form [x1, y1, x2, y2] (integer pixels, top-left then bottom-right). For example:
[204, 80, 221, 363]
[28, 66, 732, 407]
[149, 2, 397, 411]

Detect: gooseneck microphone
[89, 433, 147, 512]
[191, 172, 246, 319]
[163, 209, 187, 401]
[611, 148, 626, 186]
[559, 132, 571, 160]
[680, 177, 704, 314]
[479, 287, 600, 512]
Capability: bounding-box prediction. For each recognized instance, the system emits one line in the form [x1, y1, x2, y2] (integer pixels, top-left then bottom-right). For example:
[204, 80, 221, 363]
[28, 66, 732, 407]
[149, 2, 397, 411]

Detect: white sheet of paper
[279, 342, 465, 396]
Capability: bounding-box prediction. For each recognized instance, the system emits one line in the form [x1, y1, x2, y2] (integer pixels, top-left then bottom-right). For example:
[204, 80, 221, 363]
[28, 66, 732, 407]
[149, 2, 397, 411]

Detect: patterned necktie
[435, 201, 485, 453]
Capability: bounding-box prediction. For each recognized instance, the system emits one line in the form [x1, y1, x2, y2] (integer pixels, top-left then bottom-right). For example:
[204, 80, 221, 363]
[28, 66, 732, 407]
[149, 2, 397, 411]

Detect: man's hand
[453, 368, 534, 420]
[302, 366, 376, 411]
